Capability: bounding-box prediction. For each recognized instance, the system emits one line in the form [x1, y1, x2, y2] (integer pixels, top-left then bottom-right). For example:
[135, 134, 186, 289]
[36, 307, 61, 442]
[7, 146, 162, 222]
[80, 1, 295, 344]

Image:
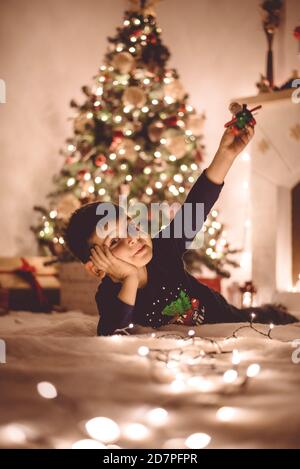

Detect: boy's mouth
[134, 242, 146, 256]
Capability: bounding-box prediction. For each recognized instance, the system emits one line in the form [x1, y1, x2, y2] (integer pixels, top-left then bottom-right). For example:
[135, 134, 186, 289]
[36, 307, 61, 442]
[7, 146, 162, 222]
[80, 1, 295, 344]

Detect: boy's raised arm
[154, 124, 255, 260]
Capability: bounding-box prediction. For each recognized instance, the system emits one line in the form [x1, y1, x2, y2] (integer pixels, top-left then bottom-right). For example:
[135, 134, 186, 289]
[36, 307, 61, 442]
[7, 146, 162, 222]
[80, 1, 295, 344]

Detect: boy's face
[88, 216, 153, 269]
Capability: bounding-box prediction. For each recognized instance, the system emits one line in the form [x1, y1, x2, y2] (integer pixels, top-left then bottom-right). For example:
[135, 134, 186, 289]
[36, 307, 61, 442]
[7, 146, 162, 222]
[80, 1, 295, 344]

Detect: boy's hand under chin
[89, 245, 138, 283]
[84, 260, 106, 281]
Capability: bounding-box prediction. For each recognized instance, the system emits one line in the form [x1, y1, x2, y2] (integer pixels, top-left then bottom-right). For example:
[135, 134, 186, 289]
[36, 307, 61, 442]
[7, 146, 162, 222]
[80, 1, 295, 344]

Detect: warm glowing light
[146, 187, 153, 196]
[49, 210, 57, 219]
[164, 96, 174, 104]
[169, 155, 176, 162]
[223, 369, 238, 383]
[216, 406, 237, 422]
[170, 379, 186, 393]
[188, 329, 195, 337]
[185, 432, 211, 449]
[146, 408, 168, 427]
[72, 439, 106, 449]
[122, 423, 149, 441]
[0, 424, 28, 444]
[67, 177, 75, 187]
[37, 381, 57, 399]
[85, 417, 120, 443]
[246, 363, 260, 378]
[138, 346, 149, 357]
[232, 349, 241, 365]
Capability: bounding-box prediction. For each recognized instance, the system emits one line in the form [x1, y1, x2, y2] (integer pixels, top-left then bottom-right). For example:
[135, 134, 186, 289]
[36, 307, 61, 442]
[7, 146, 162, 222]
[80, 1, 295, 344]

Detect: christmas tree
[31, 0, 206, 261]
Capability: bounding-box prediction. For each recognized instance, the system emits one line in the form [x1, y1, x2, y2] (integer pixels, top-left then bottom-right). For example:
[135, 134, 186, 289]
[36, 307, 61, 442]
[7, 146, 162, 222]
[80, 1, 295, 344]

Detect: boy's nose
[127, 236, 138, 246]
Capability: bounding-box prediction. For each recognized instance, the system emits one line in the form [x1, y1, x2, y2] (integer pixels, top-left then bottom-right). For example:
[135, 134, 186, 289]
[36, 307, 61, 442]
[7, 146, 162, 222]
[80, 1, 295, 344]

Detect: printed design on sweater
[162, 289, 205, 326]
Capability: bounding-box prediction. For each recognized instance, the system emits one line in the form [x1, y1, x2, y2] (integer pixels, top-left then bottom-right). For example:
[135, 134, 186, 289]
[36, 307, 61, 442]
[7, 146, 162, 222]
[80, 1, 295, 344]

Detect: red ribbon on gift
[0, 257, 52, 311]
[16, 258, 50, 307]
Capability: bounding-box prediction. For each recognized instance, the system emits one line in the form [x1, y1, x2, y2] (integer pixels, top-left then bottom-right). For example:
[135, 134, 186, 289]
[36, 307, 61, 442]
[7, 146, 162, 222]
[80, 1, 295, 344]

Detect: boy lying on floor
[65, 124, 297, 335]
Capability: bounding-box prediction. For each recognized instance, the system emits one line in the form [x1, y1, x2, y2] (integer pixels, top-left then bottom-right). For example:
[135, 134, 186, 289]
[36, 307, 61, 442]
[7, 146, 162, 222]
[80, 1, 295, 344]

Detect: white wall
[0, 0, 299, 265]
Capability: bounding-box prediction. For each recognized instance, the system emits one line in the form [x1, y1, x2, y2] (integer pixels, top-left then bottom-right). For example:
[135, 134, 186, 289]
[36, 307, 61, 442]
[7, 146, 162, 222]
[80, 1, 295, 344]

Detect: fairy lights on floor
[85, 417, 120, 443]
[4, 313, 297, 450]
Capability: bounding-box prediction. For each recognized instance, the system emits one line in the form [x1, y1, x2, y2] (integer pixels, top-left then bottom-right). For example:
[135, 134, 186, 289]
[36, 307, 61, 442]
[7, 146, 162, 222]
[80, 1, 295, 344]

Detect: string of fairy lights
[2, 314, 294, 449]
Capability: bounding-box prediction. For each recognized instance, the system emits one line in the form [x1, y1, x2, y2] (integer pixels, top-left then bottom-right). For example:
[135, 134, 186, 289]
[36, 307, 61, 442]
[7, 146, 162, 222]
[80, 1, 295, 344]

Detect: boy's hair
[64, 201, 125, 263]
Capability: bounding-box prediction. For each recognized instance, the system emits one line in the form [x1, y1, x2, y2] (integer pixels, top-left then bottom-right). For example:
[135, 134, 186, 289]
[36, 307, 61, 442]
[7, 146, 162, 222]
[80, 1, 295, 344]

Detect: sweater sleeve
[153, 169, 224, 261]
[95, 282, 135, 336]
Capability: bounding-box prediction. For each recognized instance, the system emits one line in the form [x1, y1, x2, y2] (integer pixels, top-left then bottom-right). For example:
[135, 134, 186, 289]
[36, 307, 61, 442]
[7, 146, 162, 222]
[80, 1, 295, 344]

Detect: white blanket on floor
[0, 311, 300, 449]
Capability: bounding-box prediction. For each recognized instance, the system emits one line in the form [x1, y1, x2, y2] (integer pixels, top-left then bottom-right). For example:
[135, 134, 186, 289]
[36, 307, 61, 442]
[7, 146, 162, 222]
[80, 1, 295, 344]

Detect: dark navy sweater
[95, 169, 245, 336]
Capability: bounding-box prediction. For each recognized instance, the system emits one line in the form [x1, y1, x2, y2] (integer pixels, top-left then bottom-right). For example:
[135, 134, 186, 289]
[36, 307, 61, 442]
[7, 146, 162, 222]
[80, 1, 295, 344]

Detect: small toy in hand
[225, 102, 262, 136]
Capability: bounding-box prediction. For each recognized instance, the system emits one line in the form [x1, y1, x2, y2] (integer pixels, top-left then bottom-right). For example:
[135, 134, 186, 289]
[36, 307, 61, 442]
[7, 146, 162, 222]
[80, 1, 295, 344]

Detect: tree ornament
[148, 121, 164, 142]
[112, 52, 136, 73]
[163, 115, 178, 127]
[55, 194, 81, 222]
[149, 86, 164, 101]
[163, 79, 186, 101]
[112, 130, 124, 143]
[122, 86, 147, 108]
[77, 169, 88, 180]
[117, 138, 138, 163]
[165, 134, 187, 159]
[94, 154, 107, 167]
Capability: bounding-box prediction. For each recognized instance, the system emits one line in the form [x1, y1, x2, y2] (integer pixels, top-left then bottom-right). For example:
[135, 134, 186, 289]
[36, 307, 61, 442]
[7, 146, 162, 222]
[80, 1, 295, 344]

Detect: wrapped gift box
[59, 261, 100, 315]
[0, 256, 60, 312]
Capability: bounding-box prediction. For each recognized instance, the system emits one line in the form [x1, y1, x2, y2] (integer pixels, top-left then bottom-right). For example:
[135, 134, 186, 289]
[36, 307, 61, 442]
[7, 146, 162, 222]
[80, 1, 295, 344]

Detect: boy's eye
[110, 238, 120, 246]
